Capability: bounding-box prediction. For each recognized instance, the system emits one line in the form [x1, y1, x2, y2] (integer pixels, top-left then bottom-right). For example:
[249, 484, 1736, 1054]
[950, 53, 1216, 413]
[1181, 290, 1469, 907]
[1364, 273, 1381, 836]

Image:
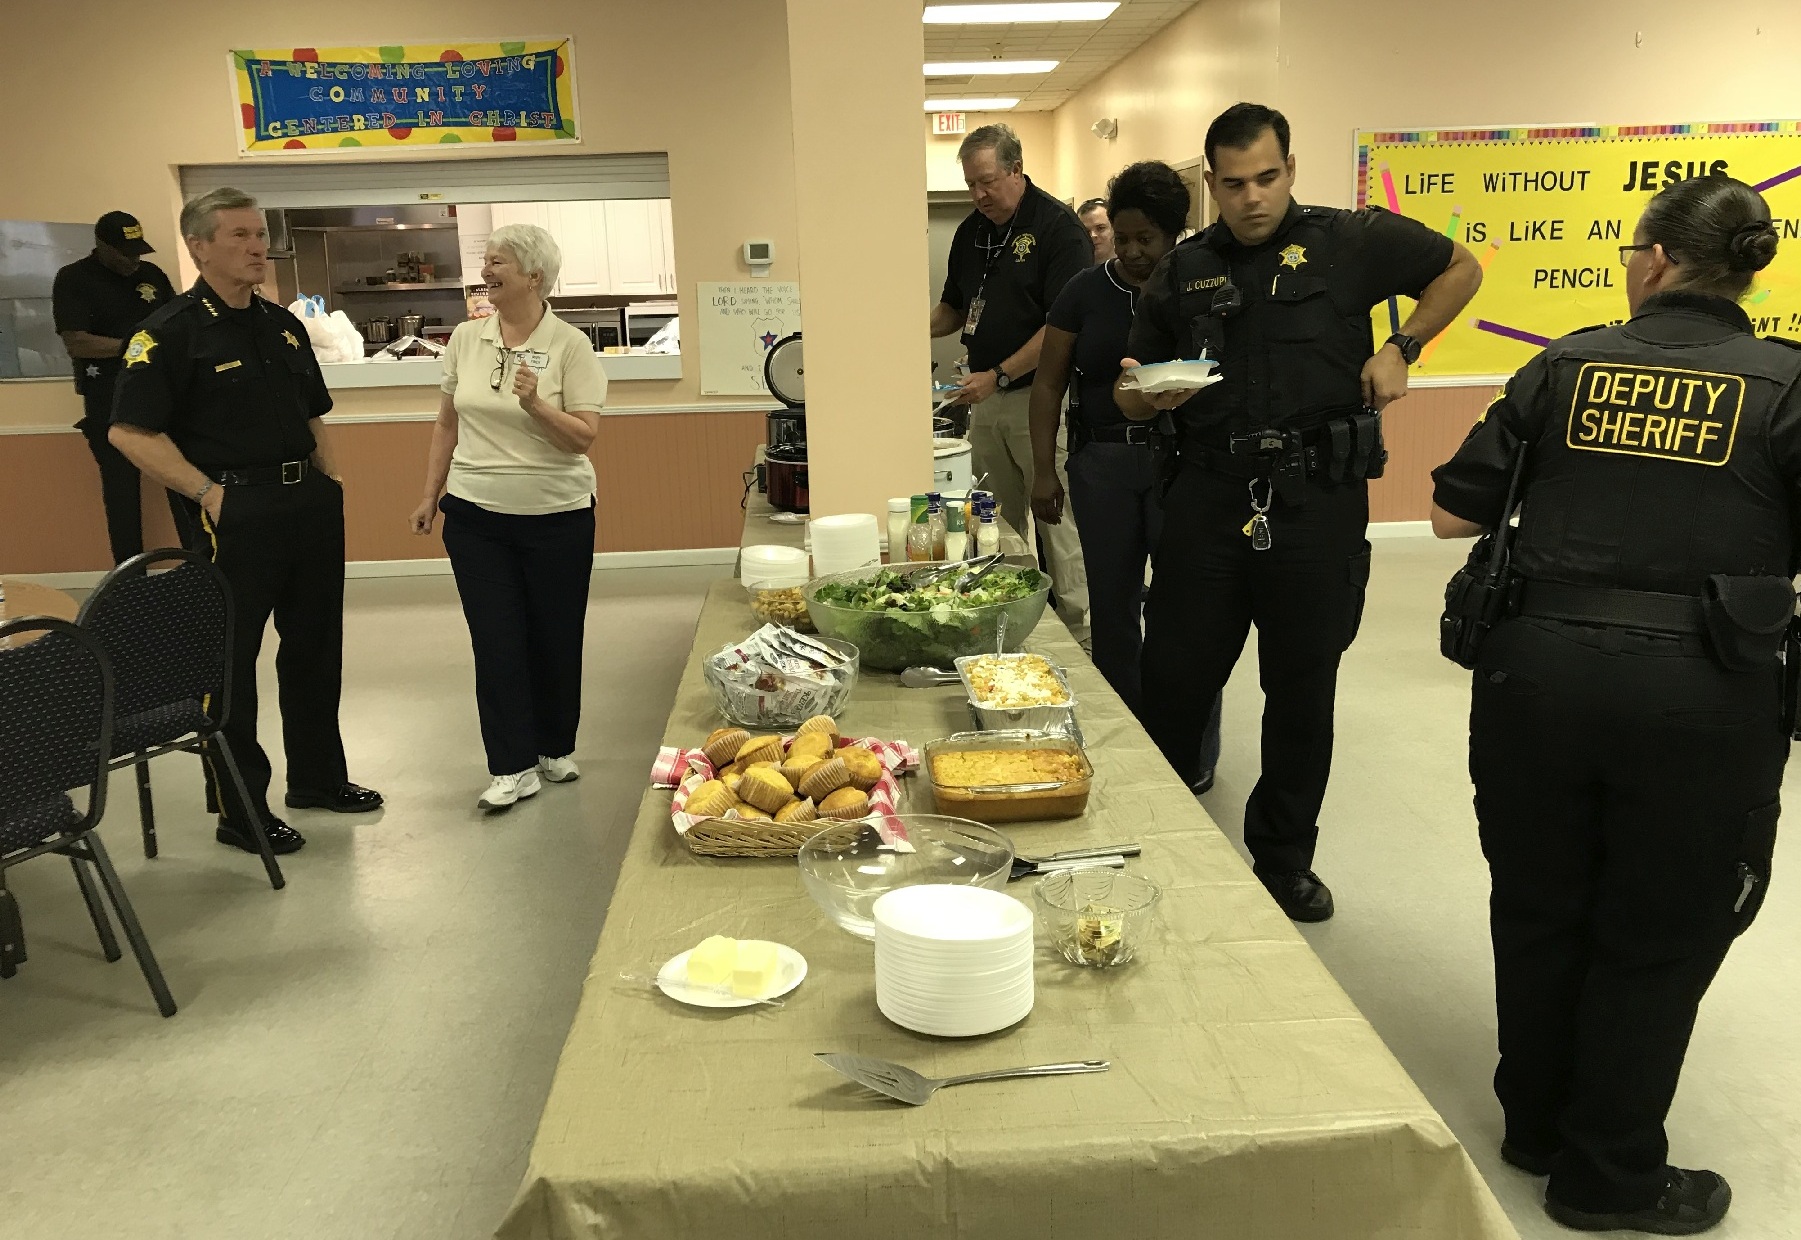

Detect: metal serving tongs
[1009, 843, 1143, 882]
[899, 665, 960, 688]
[951, 553, 1006, 592]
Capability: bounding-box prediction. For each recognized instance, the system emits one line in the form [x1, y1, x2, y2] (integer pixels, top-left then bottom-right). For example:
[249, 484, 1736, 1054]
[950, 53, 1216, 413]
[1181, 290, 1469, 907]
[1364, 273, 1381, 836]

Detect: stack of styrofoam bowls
[741, 543, 811, 589]
[809, 513, 882, 578]
[872, 884, 1035, 1037]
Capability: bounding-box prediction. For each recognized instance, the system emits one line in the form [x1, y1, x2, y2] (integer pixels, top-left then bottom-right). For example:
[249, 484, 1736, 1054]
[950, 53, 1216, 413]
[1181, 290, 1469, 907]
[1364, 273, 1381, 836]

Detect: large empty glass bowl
[798, 815, 1016, 940]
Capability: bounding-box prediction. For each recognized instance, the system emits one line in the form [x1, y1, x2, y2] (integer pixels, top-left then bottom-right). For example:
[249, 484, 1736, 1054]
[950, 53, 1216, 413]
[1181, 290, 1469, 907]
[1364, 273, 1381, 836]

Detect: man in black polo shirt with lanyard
[931, 124, 1090, 632]
[52, 211, 177, 563]
[110, 187, 382, 857]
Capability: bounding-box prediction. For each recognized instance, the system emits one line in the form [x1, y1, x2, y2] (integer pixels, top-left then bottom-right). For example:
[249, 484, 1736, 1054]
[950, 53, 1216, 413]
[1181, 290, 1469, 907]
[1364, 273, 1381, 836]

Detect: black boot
[1545, 1167, 1731, 1235]
[1253, 867, 1334, 922]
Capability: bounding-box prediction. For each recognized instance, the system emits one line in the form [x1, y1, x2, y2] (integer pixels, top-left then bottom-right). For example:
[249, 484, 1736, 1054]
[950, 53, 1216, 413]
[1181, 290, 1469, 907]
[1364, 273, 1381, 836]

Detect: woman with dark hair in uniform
[1030, 161, 1223, 786]
[1431, 175, 1795, 1234]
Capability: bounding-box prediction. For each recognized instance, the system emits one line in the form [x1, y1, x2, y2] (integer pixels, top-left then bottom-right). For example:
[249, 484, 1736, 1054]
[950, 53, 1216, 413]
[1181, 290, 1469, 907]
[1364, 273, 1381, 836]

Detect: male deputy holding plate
[1116, 103, 1482, 922]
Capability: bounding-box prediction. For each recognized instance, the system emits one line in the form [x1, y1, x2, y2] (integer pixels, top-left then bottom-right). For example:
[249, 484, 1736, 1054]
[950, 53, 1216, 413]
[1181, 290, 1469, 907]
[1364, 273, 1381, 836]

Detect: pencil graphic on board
[1418, 241, 1504, 367]
[1379, 164, 1403, 334]
[1444, 206, 1463, 239]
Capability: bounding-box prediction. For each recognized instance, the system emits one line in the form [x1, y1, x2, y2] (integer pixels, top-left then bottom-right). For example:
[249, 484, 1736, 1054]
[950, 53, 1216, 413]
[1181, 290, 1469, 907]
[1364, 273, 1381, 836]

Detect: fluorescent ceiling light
[924, 3, 1119, 23]
[925, 98, 1021, 111]
[925, 60, 1060, 75]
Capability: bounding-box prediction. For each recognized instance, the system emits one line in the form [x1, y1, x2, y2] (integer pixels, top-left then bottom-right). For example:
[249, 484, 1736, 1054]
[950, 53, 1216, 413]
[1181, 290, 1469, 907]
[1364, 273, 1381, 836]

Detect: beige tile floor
[1, 544, 1796, 1239]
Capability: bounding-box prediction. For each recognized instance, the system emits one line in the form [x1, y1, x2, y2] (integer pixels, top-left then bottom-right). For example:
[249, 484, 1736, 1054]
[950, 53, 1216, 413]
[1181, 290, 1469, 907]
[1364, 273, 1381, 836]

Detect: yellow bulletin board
[1355, 123, 1801, 378]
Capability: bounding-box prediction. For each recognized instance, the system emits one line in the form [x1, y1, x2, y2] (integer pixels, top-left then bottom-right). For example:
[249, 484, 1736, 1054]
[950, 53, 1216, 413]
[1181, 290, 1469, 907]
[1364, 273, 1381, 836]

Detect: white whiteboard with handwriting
[698, 282, 802, 396]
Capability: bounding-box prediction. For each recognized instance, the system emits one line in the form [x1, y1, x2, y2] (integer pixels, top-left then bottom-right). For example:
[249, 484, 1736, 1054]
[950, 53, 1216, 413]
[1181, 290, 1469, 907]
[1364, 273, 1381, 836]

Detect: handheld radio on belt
[1440, 443, 1528, 669]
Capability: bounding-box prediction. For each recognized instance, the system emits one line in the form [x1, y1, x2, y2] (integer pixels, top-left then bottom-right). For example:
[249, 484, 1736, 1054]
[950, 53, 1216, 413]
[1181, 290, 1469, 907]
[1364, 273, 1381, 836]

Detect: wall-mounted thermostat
[744, 239, 774, 277]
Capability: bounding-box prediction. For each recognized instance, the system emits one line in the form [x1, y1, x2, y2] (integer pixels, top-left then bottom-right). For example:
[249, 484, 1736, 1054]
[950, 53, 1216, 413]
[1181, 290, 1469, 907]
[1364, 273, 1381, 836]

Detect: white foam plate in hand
[1119, 359, 1222, 394]
[656, 942, 808, 1008]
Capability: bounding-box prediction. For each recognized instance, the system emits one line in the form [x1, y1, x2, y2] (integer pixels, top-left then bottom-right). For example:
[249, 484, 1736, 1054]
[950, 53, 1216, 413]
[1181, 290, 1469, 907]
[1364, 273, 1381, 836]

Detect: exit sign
[932, 112, 966, 136]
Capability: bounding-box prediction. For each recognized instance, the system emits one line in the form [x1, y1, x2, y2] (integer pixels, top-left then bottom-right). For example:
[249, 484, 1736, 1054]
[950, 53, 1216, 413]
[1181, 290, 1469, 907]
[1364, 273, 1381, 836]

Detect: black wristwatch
[1385, 332, 1423, 364]
[993, 367, 1014, 391]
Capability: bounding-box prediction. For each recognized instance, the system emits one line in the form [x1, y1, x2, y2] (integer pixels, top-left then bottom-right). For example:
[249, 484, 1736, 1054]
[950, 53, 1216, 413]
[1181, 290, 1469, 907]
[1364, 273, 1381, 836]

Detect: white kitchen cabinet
[603, 200, 667, 297]
[655, 199, 677, 296]
[548, 201, 608, 295]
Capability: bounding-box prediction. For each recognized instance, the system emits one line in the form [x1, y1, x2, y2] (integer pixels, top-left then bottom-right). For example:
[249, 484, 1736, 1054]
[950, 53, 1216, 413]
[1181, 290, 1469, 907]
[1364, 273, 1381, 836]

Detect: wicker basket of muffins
[664, 715, 913, 858]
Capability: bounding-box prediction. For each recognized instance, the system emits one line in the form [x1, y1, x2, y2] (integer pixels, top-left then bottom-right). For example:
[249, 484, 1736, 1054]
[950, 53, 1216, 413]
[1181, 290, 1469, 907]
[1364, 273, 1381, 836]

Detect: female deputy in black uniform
[1430, 175, 1797, 1235]
[1028, 161, 1223, 782]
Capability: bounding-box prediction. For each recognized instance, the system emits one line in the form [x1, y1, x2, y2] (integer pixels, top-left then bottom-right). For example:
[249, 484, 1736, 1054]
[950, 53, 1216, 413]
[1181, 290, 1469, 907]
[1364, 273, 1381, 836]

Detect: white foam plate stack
[873, 884, 1035, 1037]
[809, 513, 883, 578]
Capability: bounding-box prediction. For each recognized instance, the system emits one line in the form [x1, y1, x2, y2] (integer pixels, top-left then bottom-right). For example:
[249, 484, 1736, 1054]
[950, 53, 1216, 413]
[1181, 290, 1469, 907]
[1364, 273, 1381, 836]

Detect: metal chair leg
[68, 851, 121, 962]
[135, 762, 157, 859]
[209, 734, 285, 891]
[82, 832, 176, 1018]
[0, 881, 25, 976]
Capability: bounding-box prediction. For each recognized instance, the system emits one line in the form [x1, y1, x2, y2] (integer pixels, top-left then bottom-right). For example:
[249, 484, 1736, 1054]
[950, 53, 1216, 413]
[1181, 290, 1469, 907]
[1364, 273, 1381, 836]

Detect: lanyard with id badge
[961, 219, 1016, 343]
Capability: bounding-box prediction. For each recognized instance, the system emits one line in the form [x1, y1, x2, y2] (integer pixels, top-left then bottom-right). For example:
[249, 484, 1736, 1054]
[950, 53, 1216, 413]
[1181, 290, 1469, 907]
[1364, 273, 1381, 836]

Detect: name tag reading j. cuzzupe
[1566, 362, 1745, 466]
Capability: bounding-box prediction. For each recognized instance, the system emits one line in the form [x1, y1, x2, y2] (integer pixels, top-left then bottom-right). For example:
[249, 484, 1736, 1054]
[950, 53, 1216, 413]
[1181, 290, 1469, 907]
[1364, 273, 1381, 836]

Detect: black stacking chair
[77, 549, 285, 891]
[0, 616, 176, 1017]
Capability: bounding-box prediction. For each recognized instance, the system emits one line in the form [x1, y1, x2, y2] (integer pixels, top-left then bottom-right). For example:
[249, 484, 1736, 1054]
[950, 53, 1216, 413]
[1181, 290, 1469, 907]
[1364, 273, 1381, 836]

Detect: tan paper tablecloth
[497, 579, 1518, 1240]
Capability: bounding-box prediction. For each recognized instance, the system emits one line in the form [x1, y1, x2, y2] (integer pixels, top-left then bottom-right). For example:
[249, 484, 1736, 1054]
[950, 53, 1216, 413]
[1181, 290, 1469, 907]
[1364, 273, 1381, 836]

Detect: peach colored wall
[1276, 0, 1801, 209]
[0, 0, 802, 432]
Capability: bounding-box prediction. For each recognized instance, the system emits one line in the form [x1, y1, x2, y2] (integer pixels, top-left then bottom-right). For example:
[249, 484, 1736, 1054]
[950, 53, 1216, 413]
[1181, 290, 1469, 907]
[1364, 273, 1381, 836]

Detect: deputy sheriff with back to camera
[109, 187, 383, 858]
[1116, 102, 1481, 923]
[1432, 174, 1798, 1236]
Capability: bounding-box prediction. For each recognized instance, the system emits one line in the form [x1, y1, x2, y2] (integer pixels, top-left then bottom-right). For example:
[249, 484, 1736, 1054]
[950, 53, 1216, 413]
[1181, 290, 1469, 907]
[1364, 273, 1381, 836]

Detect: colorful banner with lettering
[1354, 122, 1801, 378]
[232, 41, 577, 154]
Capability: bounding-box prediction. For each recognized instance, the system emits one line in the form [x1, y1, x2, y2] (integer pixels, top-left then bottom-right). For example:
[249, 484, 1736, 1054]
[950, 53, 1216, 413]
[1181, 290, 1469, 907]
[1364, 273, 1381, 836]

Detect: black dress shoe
[1545, 1167, 1730, 1235]
[1189, 769, 1216, 796]
[216, 815, 306, 855]
[1501, 1140, 1558, 1176]
[1254, 867, 1335, 922]
[284, 782, 384, 813]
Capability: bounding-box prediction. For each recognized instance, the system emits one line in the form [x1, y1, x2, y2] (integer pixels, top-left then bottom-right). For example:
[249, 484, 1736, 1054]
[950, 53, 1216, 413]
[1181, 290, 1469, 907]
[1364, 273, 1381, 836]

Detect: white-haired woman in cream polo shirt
[409, 223, 607, 810]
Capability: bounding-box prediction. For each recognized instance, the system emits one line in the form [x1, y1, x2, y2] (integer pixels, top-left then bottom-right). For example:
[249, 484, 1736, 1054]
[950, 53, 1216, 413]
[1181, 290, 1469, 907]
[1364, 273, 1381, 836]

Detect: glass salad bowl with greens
[803, 558, 1052, 673]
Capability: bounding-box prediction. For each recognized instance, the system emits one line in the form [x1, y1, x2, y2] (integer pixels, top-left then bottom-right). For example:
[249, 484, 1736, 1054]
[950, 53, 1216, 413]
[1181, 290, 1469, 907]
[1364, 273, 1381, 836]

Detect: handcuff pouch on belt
[1150, 409, 1181, 499]
[1440, 444, 1526, 669]
[1226, 408, 1387, 505]
[1699, 574, 1801, 736]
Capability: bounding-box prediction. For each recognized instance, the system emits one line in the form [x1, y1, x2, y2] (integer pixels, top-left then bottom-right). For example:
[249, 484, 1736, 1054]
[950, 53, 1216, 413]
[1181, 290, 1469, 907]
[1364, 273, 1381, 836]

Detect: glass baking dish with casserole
[921, 730, 1093, 823]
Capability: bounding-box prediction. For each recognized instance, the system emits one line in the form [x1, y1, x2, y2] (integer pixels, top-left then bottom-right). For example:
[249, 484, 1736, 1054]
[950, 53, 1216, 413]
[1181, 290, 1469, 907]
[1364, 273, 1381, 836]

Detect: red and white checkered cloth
[654, 734, 917, 842]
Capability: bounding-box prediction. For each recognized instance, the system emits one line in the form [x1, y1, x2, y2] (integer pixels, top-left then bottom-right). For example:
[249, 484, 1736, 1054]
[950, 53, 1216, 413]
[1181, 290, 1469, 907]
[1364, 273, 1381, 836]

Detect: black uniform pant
[172, 471, 350, 823]
[79, 396, 144, 564]
[1470, 617, 1784, 1213]
[439, 494, 594, 776]
[1067, 441, 1222, 769]
[1139, 466, 1370, 872]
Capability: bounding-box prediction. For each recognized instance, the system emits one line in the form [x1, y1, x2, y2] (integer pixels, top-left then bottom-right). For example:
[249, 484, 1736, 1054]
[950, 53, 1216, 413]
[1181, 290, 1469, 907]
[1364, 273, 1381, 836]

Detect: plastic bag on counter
[643, 316, 680, 354]
[286, 297, 365, 364]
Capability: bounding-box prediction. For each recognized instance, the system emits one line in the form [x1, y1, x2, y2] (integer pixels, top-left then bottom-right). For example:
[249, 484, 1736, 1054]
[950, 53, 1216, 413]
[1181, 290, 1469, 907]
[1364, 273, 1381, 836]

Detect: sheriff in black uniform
[1431, 176, 1796, 1236]
[1118, 103, 1481, 921]
[52, 211, 177, 563]
[110, 188, 381, 856]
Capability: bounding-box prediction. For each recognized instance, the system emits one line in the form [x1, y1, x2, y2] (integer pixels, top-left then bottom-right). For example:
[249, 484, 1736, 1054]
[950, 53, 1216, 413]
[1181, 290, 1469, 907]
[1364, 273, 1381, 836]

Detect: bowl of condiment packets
[1033, 869, 1161, 967]
[703, 625, 858, 728]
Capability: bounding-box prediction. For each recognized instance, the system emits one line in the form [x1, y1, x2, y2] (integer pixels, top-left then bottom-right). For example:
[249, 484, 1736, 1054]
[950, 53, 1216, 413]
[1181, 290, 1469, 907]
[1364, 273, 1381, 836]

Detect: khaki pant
[966, 385, 1089, 633]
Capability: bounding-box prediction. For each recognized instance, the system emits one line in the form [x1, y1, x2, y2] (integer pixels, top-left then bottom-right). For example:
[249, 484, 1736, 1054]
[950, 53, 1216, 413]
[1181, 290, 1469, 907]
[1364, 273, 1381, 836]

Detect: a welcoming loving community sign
[232, 40, 577, 153]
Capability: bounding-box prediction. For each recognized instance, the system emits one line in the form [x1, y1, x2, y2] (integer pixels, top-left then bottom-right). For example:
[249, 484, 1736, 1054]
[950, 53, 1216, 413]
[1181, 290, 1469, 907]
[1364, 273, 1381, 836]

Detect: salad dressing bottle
[975, 506, 1000, 557]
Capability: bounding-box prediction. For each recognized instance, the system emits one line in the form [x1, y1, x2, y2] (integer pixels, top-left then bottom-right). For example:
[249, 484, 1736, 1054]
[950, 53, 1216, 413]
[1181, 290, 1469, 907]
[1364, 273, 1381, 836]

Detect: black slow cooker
[763, 333, 808, 513]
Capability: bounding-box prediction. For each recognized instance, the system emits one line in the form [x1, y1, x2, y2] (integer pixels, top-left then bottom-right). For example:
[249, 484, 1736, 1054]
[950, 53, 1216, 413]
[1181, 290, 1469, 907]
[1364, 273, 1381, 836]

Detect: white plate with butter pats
[1118, 359, 1222, 394]
[657, 941, 809, 1008]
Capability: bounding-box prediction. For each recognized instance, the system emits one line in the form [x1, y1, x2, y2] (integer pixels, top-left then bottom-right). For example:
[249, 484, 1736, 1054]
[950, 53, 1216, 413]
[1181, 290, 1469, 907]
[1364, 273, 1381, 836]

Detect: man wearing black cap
[52, 211, 176, 563]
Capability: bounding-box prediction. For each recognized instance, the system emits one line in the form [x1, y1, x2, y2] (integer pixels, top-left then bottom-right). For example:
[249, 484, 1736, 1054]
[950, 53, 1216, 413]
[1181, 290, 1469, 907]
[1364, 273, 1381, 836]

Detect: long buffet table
[496, 507, 1517, 1240]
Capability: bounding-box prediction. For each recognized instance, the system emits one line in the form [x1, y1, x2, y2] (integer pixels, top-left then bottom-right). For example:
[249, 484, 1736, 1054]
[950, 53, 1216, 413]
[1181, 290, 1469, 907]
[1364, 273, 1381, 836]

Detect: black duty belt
[204, 459, 311, 487]
[1515, 579, 1706, 635]
[1084, 423, 1155, 445]
[1184, 410, 1382, 488]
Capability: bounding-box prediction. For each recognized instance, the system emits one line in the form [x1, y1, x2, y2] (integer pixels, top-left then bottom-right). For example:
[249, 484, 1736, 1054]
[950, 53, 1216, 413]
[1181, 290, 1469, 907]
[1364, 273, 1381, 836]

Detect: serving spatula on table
[813, 1052, 1110, 1105]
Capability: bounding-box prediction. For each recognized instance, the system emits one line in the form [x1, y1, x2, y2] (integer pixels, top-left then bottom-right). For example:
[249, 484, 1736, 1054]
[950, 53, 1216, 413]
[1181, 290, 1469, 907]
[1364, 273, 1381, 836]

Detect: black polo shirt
[51, 253, 176, 402]
[940, 177, 1091, 378]
[111, 279, 330, 470]
[1046, 260, 1138, 430]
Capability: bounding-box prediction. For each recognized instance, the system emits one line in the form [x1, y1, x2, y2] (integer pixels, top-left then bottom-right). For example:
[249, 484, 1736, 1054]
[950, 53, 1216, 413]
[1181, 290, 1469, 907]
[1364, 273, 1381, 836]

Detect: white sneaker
[538, 754, 580, 783]
[478, 769, 541, 810]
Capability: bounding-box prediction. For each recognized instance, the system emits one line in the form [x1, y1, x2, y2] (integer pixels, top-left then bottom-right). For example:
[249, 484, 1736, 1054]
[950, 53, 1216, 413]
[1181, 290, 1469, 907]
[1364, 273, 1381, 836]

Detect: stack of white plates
[741, 543, 810, 589]
[873, 884, 1035, 1037]
[809, 513, 882, 578]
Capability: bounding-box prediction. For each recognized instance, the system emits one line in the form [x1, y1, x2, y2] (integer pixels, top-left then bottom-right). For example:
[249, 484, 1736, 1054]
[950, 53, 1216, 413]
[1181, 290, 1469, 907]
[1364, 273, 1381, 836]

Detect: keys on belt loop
[1242, 479, 1273, 551]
